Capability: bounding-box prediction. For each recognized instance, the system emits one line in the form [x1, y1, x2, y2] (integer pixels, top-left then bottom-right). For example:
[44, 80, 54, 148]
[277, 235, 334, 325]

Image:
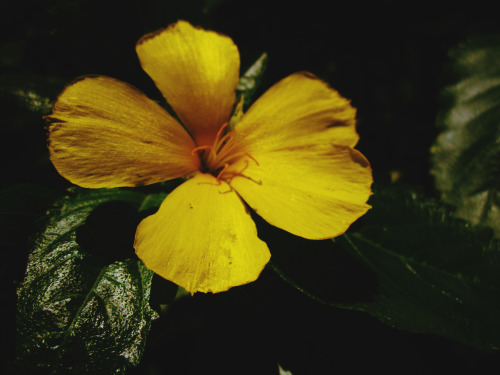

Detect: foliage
[16, 189, 159, 374]
[431, 35, 500, 237]
[271, 186, 500, 351]
[3, 1, 500, 374]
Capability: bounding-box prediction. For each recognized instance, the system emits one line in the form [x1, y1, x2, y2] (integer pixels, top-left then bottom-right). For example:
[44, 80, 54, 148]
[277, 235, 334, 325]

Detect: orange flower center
[191, 122, 256, 182]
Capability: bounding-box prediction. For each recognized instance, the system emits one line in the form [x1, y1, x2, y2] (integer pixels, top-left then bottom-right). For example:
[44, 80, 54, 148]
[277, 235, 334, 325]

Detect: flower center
[191, 122, 252, 182]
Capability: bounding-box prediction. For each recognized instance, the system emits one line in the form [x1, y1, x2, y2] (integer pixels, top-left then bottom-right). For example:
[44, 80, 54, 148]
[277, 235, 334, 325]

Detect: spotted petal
[134, 173, 271, 294]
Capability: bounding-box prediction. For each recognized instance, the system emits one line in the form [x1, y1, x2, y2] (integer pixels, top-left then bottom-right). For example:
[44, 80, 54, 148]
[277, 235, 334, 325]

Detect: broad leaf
[16, 188, 160, 374]
[270, 186, 500, 351]
[431, 34, 500, 236]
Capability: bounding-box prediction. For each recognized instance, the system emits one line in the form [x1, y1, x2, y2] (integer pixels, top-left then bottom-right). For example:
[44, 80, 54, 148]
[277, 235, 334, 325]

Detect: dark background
[2, 0, 500, 373]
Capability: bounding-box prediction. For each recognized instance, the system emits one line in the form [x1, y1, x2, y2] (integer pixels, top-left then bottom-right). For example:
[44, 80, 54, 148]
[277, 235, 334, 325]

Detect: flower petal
[234, 72, 359, 152]
[136, 20, 240, 146]
[47, 76, 199, 188]
[230, 145, 372, 239]
[134, 173, 271, 294]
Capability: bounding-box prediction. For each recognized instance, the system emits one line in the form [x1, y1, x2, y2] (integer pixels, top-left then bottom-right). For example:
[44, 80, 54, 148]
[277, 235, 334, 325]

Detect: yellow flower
[46, 21, 373, 294]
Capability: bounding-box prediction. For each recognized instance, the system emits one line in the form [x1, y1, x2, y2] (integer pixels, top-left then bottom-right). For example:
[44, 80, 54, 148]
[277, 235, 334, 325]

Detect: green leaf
[16, 188, 160, 374]
[137, 192, 167, 212]
[237, 52, 268, 107]
[431, 34, 500, 236]
[230, 52, 268, 126]
[0, 73, 65, 114]
[270, 185, 500, 351]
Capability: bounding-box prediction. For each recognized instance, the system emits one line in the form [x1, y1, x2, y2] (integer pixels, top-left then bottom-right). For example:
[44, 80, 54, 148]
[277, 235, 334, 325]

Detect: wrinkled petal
[136, 20, 240, 146]
[134, 173, 271, 294]
[230, 145, 372, 239]
[234, 72, 359, 152]
[47, 76, 199, 188]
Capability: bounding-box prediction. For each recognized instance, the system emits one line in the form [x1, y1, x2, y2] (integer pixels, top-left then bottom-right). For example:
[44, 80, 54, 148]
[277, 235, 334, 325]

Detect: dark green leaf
[237, 52, 267, 104]
[16, 188, 160, 374]
[1, 184, 63, 375]
[270, 185, 500, 351]
[0, 73, 65, 115]
[137, 192, 167, 213]
[229, 52, 268, 126]
[431, 34, 500, 236]
[237, 53, 268, 105]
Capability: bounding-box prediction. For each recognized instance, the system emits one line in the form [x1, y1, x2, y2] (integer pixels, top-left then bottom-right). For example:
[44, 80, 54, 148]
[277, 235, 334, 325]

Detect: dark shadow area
[76, 201, 141, 265]
[252, 210, 379, 305]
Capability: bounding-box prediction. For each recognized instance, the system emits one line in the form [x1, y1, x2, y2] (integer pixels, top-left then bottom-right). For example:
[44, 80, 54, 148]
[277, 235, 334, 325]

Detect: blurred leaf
[278, 363, 293, 375]
[16, 188, 160, 374]
[230, 52, 268, 126]
[431, 34, 500, 236]
[271, 185, 500, 351]
[237, 52, 268, 104]
[0, 73, 65, 115]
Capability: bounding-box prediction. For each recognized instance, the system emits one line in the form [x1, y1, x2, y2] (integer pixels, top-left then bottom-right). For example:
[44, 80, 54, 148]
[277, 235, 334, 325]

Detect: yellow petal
[230, 145, 372, 239]
[136, 20, 240, 146]
[47, 76, 199, 188]
[134, 173, 271, 294]
[234, 72, 359, 152]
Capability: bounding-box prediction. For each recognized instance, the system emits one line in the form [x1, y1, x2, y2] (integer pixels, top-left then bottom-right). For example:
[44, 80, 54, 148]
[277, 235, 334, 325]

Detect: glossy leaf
[270, 186, 500, 351]
[16, 188, 160, 374]
[431, 34, 500, 236]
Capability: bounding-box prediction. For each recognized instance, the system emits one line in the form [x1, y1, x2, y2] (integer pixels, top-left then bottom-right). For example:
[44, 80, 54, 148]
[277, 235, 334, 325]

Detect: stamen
[245, 152, 260, 166]
[214, 133, 233, 153]
[190, 121, 261, 184]
[216, 163, 229, 183]
[215, 122, 229, 140]
[191, 145, 212, 155]
[217, 131, 233, 149]
[223, 159, 261, 184]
